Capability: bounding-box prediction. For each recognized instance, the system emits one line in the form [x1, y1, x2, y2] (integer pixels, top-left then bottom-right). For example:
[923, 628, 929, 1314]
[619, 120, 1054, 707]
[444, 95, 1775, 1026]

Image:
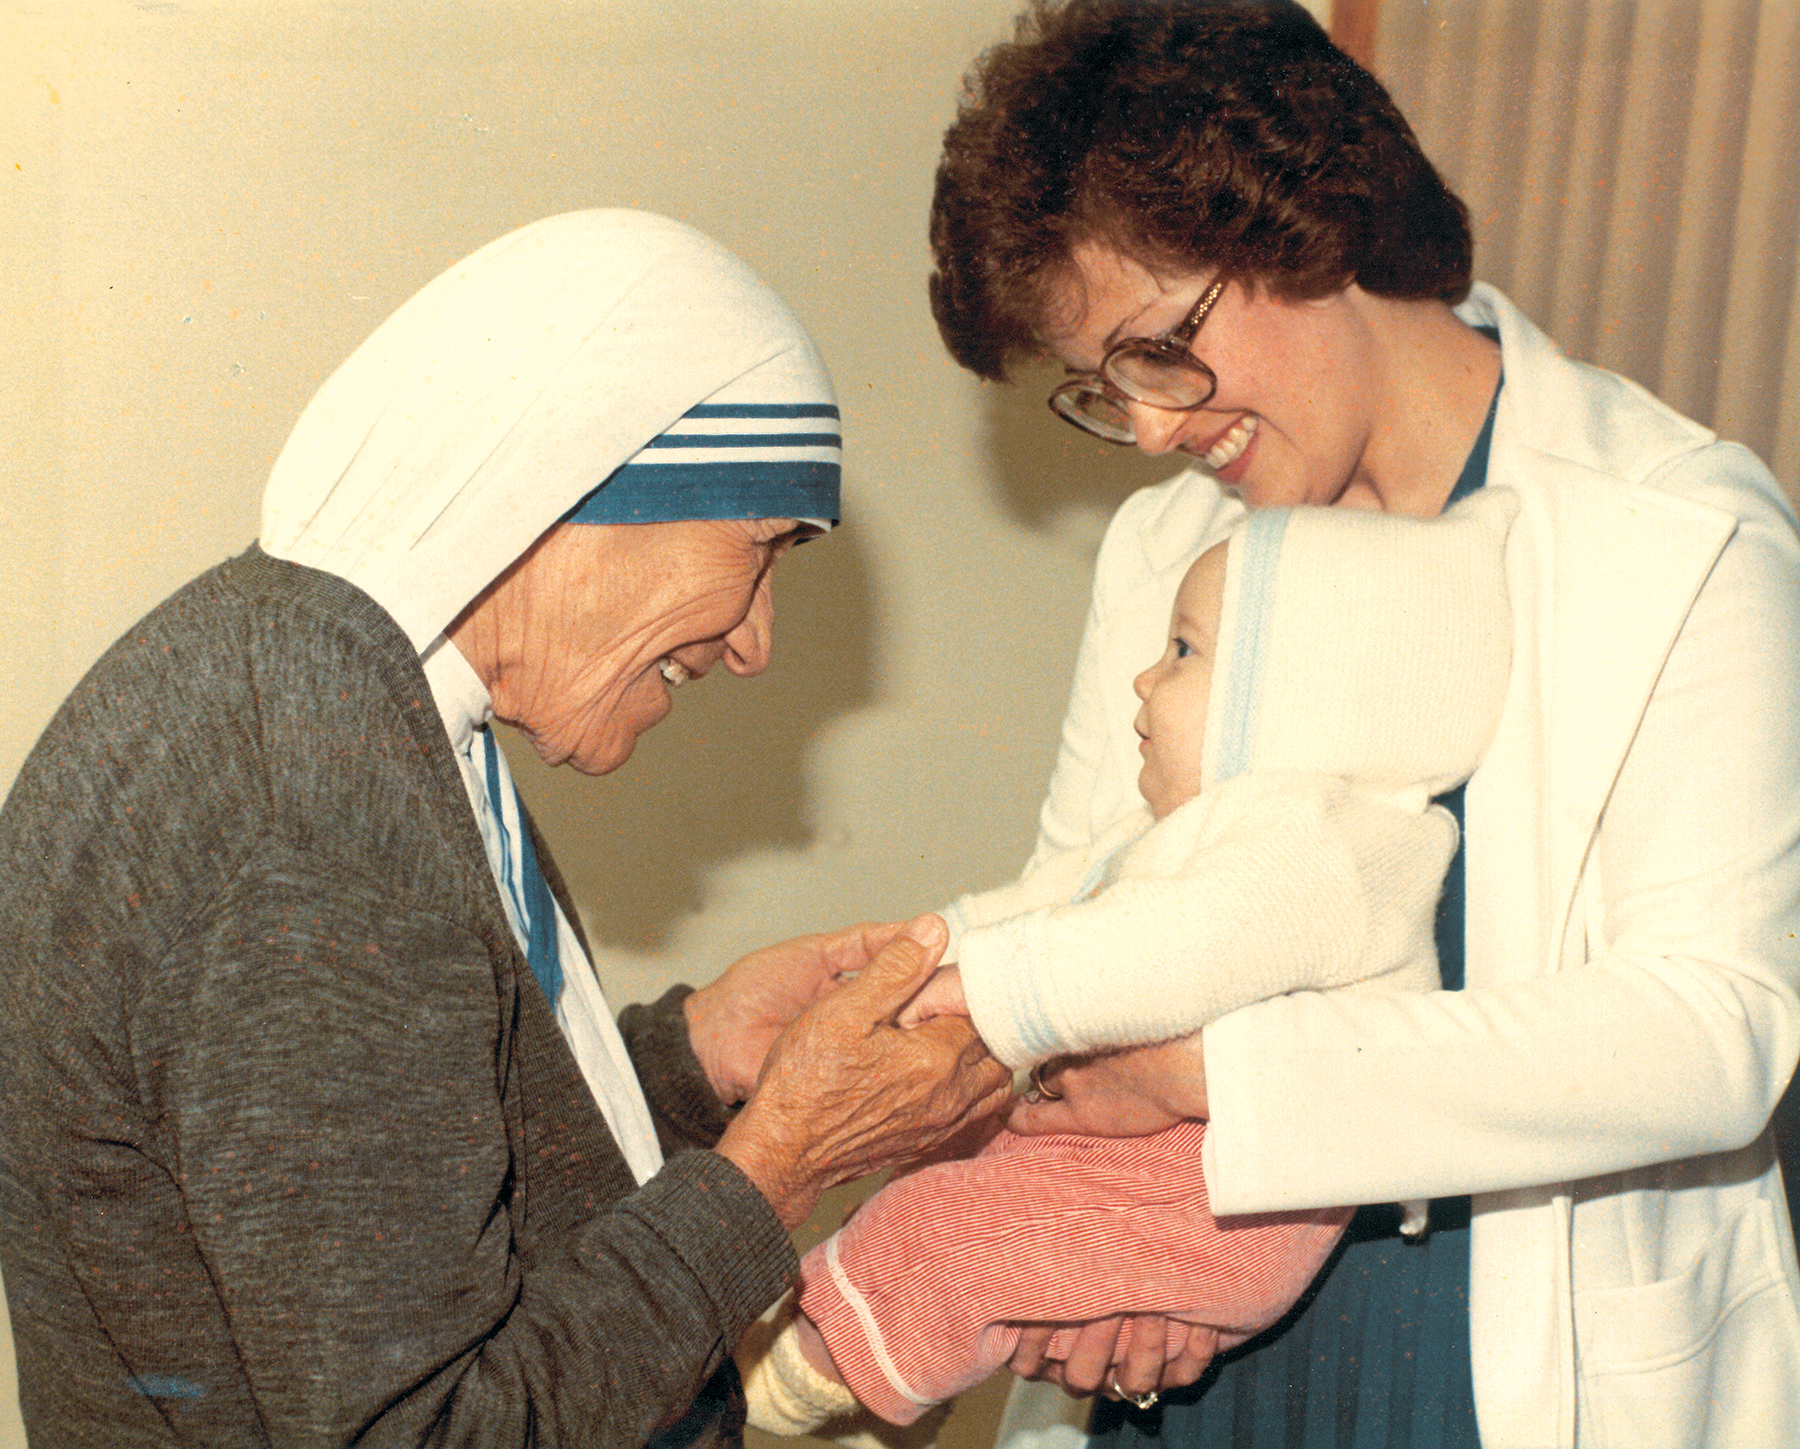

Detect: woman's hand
[1009, 1034, 1208, 1138]
[715, 915, 1014, 1227]
[1008, 1316, 1219, 1399]
[685, 918, 917, 1105]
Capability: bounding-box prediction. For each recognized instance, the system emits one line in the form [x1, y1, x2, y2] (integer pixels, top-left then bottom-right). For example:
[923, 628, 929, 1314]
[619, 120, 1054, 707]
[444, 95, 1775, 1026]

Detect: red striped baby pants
[795, 1121, 1350, 1425]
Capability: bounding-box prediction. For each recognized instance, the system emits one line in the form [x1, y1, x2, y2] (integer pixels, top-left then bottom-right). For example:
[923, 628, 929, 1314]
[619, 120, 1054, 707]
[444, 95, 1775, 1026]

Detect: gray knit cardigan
[0, 547, 798, 1446]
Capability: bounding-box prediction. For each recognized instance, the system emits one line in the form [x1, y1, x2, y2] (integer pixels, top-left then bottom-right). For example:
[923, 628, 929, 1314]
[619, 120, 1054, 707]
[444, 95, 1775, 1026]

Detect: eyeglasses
[1048, 278, 1226, 445]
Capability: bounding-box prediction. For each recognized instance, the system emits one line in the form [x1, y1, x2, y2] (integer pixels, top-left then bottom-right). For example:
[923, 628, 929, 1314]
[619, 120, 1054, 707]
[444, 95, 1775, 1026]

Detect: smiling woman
[0, 210, 1013, 1447]
[447, 516, 806, 776]
[917, 4, 1800, 1447]
[1036, 240, 1497, 513]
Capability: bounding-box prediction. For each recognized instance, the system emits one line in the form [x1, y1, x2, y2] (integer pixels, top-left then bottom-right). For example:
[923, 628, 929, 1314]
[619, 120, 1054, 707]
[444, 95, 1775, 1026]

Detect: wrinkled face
[475, 517, 804, 775]
[1043, 242, 1383, 512]
[1133, 543, 1227, 819]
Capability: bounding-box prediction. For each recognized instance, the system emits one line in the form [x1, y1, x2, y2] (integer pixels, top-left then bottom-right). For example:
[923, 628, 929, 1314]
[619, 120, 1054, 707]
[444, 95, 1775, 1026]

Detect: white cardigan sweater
[1029, 285, 1800, 1448]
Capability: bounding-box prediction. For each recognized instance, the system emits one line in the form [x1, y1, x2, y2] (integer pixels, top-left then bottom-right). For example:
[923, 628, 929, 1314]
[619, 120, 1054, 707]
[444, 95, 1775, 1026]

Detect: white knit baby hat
[1204, 487, 1518, 799]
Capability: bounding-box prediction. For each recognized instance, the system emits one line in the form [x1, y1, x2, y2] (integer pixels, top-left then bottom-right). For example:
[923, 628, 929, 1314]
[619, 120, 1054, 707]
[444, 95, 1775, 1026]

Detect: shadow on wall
[978, 359, 1185, 537]
[506, 512, 878, 953]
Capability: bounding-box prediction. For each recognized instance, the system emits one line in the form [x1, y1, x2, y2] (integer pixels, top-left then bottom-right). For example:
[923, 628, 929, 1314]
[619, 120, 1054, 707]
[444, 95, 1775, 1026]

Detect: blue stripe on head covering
[565, 400, 842, 526]
[1212, 508, 1290, 784]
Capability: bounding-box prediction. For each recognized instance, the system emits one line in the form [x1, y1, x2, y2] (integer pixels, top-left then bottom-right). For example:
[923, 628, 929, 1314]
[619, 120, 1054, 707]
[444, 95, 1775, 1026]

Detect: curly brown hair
[929, 0, 1473, 380]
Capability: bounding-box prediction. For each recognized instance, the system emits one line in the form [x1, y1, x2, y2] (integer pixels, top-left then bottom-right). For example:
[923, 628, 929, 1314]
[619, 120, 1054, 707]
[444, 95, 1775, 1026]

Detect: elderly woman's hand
[685, 919, 923, 1106]
[715, 915, 1013, 1228]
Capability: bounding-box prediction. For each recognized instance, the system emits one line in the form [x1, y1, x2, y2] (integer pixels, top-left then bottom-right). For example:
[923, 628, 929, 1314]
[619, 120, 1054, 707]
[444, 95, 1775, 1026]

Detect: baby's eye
[1173, 637, 1194, 660]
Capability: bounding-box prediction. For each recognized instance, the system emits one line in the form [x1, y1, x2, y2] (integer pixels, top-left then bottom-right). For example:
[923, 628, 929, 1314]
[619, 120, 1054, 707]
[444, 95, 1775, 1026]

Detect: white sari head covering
[260, 209, 841, 650]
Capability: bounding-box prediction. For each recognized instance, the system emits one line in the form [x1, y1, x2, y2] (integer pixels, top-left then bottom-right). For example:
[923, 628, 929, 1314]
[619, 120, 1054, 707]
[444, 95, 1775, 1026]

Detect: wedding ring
[1109, 1370, 1158, 1411]
[1026, 1061, 1063, 1103]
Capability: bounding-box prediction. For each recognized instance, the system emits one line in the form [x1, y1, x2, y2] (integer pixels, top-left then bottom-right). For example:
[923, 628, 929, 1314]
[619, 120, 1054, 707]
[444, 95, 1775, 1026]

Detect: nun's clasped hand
[686, 918, 927, 1107]
[716, 914, 1013, 1229]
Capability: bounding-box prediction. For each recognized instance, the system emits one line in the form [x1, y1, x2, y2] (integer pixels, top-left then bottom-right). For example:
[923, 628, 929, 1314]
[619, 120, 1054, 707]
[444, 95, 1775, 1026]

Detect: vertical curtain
[1365, 0, 1800, 503]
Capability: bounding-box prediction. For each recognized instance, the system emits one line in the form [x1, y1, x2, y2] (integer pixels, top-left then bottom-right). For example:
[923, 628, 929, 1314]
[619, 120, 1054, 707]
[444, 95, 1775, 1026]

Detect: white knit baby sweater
[947, 777, 1456, 1068]
[949, 489, 1516, 1070]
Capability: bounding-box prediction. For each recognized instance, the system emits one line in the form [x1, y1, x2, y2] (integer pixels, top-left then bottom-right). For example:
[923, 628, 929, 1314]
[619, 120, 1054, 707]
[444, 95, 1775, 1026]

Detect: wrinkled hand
[716, 915, 1014, 1227]
[686, 919, 917, 1105]
[1009, 1316, 1218, 1399]
[1008, 1035, 1208, 1138]
[896, 964, 968, 1027]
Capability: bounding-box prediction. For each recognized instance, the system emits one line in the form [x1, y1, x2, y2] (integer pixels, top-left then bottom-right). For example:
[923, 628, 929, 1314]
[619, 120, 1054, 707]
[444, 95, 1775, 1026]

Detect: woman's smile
[1197, 414, 1258, 475]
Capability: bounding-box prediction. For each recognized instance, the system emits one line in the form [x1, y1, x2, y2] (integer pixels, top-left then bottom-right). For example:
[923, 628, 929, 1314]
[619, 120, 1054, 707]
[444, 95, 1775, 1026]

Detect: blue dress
[1089, 374, 1500, 1449]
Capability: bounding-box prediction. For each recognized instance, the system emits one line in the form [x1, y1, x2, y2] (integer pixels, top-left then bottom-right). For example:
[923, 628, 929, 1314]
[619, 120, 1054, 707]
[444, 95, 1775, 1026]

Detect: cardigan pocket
[1574, 1197, 1800, 1448]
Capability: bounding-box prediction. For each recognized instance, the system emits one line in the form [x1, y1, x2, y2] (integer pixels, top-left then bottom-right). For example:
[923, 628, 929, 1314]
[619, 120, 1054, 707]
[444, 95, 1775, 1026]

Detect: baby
[742, 489, 1516, 1433]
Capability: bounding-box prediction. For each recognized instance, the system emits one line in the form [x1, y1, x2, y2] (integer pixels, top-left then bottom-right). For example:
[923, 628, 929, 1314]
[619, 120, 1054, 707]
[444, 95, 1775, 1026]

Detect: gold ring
[1027, 1062, 1063, 1103]
[1109, 1370, 1158, 1411]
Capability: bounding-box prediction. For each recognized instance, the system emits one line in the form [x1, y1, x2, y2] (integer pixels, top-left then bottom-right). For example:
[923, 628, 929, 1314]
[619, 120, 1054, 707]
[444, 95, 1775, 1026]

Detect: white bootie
[738, 1302, 860, 1436]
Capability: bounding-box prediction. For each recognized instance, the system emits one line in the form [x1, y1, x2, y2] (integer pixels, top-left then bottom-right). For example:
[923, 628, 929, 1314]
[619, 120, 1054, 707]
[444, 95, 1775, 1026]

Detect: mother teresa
[0, 211, 1011, 1447]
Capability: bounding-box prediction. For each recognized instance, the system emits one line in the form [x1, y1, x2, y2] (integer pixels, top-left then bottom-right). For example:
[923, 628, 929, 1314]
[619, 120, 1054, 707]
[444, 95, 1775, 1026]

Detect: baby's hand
[897, 964, 968, 1027]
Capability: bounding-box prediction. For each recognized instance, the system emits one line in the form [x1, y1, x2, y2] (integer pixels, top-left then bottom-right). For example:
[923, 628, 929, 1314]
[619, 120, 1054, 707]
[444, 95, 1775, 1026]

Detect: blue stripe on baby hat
[1212, 508, 1289, 785]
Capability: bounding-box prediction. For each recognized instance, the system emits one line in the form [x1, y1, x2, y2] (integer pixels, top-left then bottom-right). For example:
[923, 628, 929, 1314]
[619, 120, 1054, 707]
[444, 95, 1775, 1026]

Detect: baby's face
[1133, 543, 1227, 819]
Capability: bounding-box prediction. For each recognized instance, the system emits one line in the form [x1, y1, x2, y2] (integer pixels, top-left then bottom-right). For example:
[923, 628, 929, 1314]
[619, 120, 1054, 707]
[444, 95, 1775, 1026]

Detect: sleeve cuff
[626, 1147, 800, 1336]
[618, 985, 735, 1149]
[959, 914, 1044, 1068]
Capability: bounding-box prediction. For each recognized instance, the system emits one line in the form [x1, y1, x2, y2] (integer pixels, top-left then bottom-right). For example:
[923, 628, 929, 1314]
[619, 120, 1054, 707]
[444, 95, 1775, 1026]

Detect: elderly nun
[0, 211, 1010, 1447]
